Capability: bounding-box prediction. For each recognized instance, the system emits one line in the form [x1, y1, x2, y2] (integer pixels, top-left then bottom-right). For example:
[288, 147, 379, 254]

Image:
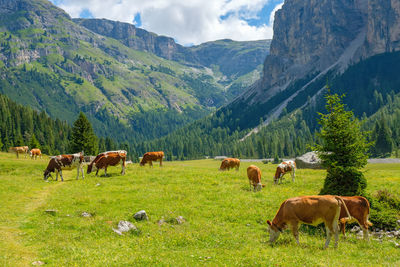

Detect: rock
[134, 210, 148, 221]
[351, 226, 361, 233]
[81, 212, 92, 217]
[397, 219, 400, 226]
[44, 209, 57, 215]
[32, 261, 45, 266]
[176, 216, 186, 224]
[95, 183, 101, 187]
[295, 152, 323, 169]
[157, 219, 166, 226]
[112, 220, 137, 235]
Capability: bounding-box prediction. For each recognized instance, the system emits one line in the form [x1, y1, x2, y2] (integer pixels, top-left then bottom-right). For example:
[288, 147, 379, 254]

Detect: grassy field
[0, 152, 399, 266]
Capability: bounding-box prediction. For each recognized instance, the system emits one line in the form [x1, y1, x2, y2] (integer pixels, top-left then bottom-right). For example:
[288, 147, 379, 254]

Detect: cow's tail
[335, 196, 352, 223]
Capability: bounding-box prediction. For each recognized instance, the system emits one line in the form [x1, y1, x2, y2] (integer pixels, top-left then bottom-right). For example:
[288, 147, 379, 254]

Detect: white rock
[81, 212, 92, 217]
[351, 226, 361, 232]
[32, 261, 45, 266]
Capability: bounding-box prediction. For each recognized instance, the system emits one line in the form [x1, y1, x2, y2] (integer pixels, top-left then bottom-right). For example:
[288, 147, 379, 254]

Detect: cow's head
[139, 159, 146, 166]
[43, 169, 53, 180]
[267, 220, 281, 243]
[87, 162, 97, 174]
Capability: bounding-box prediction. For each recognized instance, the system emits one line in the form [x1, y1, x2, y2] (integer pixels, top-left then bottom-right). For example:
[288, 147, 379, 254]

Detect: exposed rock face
[235, 0, 400, 120]
[73, 18, 198, 63]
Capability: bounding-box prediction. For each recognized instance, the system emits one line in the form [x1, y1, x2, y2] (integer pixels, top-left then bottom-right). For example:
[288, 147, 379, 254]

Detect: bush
[368, 189, 400, 229]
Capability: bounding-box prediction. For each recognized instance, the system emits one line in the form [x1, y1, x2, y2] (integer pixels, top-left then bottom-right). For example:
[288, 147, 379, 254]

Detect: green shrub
[368, 190, 400, 229]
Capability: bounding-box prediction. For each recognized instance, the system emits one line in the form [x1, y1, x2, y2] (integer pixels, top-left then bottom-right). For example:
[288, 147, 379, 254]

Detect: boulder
[134, 210, 149, 221]
[295, 151, 323, 169]
[112, 220, 137, 235]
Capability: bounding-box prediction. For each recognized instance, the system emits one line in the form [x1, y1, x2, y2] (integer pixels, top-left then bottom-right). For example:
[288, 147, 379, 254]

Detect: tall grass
[0, 152, 399, 266]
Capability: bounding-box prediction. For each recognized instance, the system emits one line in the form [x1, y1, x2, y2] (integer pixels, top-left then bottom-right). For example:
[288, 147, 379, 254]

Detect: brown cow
[140, 151, 164, 167]
[219, 158, 240, 171]
[87, 150, 127, 176]
[9, 146, 29, 158]
[267, 195, 352, 248]
[43, 152, 84, 181]
[273, 160, 296, 184]
[247, 165, 265, 191]
[339, 196, 372, 240]
[30, 148, 42, 159]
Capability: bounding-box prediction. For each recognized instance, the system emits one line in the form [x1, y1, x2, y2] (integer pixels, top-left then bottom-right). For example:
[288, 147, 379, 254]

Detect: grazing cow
[30, 148, 42, 160]
[273, 160, 296, 184]
[339, 196, 372, 240]
[43, 152, 84, 181]
[87, 150, 127, 176]
[267, 195, 352, 248]
[140, 151, 164, 167]
[9, 146, 29, 158]
[219, 158, 240, 171]
[247, 165, 265, 191]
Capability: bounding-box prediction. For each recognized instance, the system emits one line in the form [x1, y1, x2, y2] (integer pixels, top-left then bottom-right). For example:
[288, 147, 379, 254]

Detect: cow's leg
[76, 166, 80, 179]
[59, 170, 64, 182]
[81, 165, 85, 179]
[95, 169, 99, 176]
[340, 221, 346, 237]
[291, 223, 300, 245]
[104, 167, 107, 177]
[160, 158, 162, 167]
[55, 170, 58, 181]
[150, 161, 153, 167]
[291, 170, 295, 182]
[121, 159, 126, 175]
[324, 224, 332, 249]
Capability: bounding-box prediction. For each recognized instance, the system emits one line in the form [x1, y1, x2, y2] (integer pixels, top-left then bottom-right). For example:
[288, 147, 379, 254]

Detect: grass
[0, 152, 399, 266]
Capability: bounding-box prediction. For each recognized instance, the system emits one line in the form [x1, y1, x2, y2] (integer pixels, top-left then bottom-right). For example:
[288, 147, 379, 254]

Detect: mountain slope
[0, 0, 270, 142]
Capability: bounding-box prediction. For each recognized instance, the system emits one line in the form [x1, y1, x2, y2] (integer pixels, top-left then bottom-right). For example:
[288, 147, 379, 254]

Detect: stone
[176, 216, 186, 224]
[351, 226, 361, 233]
[134, 210, 148, 221]
[295, 152, 323, 169]
[95, 183, 101, 187]
[32, 261, 45, 266]
[113, 220, 137, 235]
[81, 212, 92, 217]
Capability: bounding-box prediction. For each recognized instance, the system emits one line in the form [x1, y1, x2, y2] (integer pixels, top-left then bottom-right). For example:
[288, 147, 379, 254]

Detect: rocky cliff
[237, 0, 400, 105]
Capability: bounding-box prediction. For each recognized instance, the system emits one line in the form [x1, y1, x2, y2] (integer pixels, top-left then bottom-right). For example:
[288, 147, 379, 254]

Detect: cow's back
[247, 165, 261, 181]
[280, 196, 340, 225]
[340, 196, 370, 219]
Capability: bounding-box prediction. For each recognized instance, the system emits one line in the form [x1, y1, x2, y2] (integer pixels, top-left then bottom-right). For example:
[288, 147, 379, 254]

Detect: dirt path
[0, 181, 64, 266]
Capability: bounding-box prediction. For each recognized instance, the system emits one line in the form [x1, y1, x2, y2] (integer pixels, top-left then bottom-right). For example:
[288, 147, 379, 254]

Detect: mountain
[138, 0, 400, 159]
[0, 0, 270, 142]
[217, 0, 400, 132]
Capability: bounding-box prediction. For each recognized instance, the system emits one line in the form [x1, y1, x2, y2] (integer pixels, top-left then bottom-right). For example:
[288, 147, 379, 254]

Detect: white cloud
[54, 0, 283, 46]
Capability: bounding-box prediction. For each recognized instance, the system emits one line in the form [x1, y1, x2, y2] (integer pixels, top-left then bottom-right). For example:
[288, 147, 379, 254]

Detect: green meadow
[0, 152, 399, 266]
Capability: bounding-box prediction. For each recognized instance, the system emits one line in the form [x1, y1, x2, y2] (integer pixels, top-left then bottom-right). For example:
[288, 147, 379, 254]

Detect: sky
[49, 0, 284, 46]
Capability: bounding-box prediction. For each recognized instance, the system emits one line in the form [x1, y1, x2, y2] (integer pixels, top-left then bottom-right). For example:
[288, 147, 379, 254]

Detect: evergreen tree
[70, 112, 98, 155]
[29, 133, 41, 149]
[372, 118, 393, 157]
[314, 91, 371, 196]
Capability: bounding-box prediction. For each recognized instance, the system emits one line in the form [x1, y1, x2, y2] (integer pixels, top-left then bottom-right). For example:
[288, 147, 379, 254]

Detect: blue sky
[49, 0, 283, 46]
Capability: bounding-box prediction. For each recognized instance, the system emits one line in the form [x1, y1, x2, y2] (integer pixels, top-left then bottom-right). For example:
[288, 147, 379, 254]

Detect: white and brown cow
[273, 160, 296, 184]
[9, 146, 29, 158]
[43, 152, 84, 181]
[30, 148, 42, 160]
[87, 150, 127, 176]
[267, 195, 352, 248]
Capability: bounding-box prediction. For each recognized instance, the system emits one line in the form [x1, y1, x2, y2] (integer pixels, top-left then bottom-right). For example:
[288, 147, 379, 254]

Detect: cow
[9, 146, 29, 158]
[267, 195, 352, 248]
[247, 165, 265, 191]
[219, 158, 240, 171]
[140, 151, 164, 167]
[30, 148, 42, 160]
[43, 152, 84, 181]
[339, 196, 372, 240]
[87, 150, 127, 176]
[273, 160, 296, 184]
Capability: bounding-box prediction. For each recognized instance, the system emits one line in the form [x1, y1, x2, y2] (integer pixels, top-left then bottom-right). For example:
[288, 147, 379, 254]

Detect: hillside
[0, 0, 270, 142]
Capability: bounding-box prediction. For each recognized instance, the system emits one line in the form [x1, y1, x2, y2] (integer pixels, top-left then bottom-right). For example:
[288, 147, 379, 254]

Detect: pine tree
[70, 112, 98, 155]
[314, 90, 371, 196]
[373, 118, 393, 157]
[29, 133, 41, 149]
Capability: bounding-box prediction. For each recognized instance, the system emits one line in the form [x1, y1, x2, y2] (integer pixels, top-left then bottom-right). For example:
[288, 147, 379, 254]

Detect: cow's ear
[267, 220, 272, 226]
